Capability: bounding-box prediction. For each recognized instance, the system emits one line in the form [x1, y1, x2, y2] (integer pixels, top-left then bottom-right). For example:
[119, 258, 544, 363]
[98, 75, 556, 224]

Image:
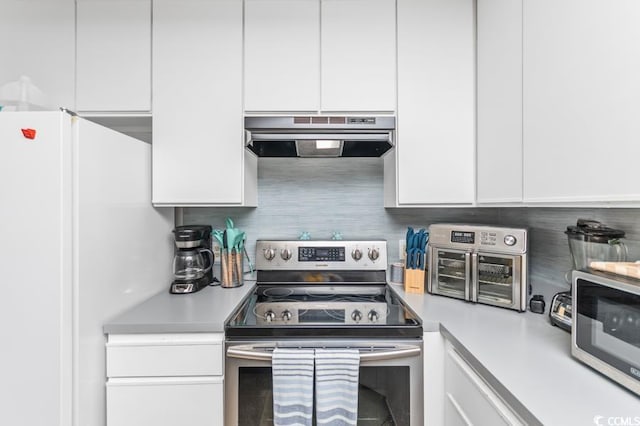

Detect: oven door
[572, 273, 640, 396]
[224, 340, 423, 426]
[473, 252, 525, 311]
[429, 247, 470, 301]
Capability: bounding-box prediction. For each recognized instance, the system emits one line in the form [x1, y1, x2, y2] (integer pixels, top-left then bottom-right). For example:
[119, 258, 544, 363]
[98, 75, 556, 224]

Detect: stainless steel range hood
[245, 116, 395, 158]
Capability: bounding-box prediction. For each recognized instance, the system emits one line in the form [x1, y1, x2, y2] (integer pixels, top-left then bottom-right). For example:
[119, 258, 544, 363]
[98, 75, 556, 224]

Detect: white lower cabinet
[444, 341, 525, 426]
[107, 377, 223, 426]
[106, 333, 224, 426]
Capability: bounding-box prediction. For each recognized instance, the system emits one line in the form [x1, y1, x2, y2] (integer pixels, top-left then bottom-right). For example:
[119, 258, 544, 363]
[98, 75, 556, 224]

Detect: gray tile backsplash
[184, 158, 640, 307]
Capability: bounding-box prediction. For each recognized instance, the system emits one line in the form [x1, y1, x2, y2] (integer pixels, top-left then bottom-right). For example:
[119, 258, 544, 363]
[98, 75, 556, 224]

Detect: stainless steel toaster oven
[427, 224, 529, 312]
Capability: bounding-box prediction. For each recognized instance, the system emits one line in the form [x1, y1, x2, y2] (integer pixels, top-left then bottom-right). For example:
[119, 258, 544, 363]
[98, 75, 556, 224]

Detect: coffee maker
[170, 225, 215, 294]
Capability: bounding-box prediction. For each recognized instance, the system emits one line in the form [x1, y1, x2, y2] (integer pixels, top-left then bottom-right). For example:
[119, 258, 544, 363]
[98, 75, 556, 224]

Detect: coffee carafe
[170, 225, 215, 294]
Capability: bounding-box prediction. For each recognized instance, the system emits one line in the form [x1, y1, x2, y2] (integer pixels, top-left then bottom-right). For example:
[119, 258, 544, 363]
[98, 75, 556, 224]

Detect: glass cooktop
[225, 284, 422, 339]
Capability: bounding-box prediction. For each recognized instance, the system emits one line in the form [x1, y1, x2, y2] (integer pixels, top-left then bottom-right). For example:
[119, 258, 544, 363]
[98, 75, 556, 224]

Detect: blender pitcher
[565, 219, 627, 283]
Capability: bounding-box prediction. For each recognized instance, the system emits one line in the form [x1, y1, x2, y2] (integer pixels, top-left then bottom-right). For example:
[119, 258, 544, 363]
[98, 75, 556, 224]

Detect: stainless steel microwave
[572, 269, 640, 396]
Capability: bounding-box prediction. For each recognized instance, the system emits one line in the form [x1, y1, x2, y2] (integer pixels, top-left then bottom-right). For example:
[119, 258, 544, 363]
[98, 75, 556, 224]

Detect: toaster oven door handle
[226, 345, 421, 362]
[464, 252, 471, 301]
[471, 252, 478, 303]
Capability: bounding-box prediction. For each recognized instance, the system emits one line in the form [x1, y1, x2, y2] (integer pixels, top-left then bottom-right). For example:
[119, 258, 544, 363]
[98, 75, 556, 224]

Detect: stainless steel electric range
[224, 240, 423, 426]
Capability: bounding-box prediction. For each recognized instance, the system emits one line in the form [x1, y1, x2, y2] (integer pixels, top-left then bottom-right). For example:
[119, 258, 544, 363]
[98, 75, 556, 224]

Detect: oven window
[435, 250, 466, 298]
[477, 255, 514, 305]
[238, 366, 411, 426]
[575, 279, 640, 379]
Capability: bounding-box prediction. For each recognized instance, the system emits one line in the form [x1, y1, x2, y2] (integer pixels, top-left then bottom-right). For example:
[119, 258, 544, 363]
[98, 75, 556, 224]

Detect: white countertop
[392, 283, 640, 426]
[104, 281, 640, 424]
[103, 281, 255, 334]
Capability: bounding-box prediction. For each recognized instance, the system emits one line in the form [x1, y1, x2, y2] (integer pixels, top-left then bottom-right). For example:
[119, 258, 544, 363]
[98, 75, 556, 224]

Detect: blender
[170, 225, 216, 294]
[550, 219, 627, 330]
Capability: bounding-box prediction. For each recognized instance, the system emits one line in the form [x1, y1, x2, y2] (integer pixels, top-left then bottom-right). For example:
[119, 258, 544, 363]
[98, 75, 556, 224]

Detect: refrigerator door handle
[471, 252, 478, 302]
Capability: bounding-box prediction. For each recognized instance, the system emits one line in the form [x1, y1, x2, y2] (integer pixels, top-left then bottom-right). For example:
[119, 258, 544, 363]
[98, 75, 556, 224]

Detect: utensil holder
[404, 268, 425, 293]
[220, 250, 244, 288]
[389, 262, 405, 285]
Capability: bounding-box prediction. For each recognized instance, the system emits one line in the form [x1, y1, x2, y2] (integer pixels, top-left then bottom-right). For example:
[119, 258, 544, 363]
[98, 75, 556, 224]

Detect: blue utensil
[415, 248, 426, 270]
[406, 248, 414, 269]
[406, 227, 415, 249]
[416, 230, 428, 251]
[407, 248, 424, 270]
[406, 227, 422, 268]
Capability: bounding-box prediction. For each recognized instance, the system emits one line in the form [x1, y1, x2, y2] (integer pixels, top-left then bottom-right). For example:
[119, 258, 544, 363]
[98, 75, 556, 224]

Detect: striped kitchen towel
[314, 349, 360, 426]
[272, 348, 315, 426]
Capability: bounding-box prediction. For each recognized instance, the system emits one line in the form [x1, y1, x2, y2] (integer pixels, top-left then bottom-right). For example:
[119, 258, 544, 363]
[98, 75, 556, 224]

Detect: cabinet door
[244, 0, 319, 112]
[0, 0, 75, 110]
[107, 377, 223, 426]
[321, 0, 396, 112]
[153, 0, 256, 206]
[76, 0, 151, 112]
[476, 0, 523, 204]
[395, 0, 475, 205]
[523, 0, 640, 203]
[445, 344, 524, 426]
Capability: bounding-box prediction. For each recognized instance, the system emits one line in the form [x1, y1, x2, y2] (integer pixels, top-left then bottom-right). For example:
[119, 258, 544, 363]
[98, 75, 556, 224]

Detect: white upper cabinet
[244, 0, 320, 112]
[243, 0, 396, 113]
[320, 0, 396, 112]
[476, 0, 523, 204]
[152, 0, 257, 206]
[76, 0, 151, 113]
[0, 0, 75, 110]
[389, 0, 475, 206]
[523, 0, 640, 204]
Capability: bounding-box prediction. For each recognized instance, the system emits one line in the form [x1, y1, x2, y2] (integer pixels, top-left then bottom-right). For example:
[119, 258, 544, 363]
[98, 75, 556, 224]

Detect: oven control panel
[256, 240, 387, 270]
[299, 247, 346, 262]
[255, 302, 388, 325]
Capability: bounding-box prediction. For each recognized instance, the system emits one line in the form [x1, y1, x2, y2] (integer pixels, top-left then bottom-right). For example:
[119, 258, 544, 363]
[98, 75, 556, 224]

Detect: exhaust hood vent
[245, 116, 395, 158]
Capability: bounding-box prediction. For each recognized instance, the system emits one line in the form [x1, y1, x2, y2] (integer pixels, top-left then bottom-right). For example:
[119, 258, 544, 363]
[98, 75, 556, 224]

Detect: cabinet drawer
[107, 377, 223, 426]
[107, 334, 223, 377]
[445, 345, 524, 426]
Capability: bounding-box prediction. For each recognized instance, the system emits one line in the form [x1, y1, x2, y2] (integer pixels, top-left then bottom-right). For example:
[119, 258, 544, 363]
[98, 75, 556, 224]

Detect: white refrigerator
[0, 111, 174, 426]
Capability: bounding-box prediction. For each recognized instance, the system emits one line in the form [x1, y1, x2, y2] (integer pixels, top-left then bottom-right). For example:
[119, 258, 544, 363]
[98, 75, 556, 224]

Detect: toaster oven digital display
[451, 231, 475, 244]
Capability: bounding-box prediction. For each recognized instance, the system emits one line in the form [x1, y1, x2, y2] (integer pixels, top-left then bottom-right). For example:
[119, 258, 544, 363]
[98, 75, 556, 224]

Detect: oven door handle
[226, 345, 421, 362]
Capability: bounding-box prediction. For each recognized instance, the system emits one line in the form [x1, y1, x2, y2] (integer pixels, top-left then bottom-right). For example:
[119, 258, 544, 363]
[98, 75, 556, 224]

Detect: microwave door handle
[471, 252, 478, 303]
[464, 252, 471, 301]
[226, 345, 421, 362]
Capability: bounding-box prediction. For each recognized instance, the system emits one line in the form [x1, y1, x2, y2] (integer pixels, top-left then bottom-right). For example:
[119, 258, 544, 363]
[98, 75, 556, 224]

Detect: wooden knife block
[404, 268, 425, 294]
